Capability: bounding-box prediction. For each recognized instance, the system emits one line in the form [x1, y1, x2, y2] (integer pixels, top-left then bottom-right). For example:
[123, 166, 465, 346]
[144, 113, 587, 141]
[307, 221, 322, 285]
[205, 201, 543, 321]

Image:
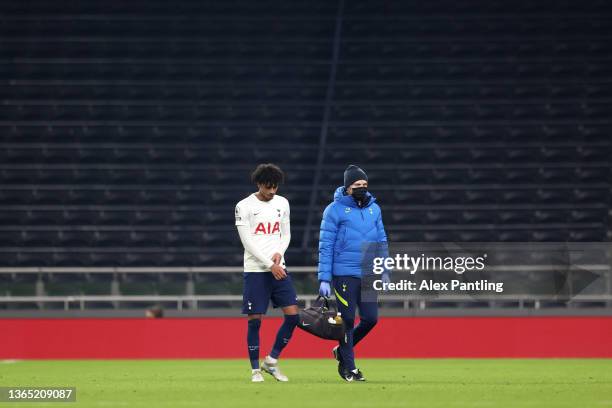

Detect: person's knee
[343, 317, 355, 329]
[360, 305, 378, 328]
[361, 317, 378, 329]
[282, 304, 298, 315]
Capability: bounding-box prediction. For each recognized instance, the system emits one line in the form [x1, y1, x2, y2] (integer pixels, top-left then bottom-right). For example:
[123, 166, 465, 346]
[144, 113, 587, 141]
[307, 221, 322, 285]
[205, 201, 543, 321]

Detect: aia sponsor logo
[254, 221, 280, 234]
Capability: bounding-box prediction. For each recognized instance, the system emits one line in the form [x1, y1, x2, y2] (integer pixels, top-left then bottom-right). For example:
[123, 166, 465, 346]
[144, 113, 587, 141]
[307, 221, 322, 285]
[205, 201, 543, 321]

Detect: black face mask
[351, 187, 368, 203]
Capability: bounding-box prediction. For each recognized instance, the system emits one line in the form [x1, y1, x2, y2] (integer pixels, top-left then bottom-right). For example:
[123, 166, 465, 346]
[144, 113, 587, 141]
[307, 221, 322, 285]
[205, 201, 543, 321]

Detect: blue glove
[319, 281, 331, 297]
[382, 272, 391, 285]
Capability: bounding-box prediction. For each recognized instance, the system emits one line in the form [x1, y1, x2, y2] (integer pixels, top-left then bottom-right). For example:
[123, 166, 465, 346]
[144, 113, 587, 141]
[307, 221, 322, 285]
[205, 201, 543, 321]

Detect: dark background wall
[0, 0, 610, 269]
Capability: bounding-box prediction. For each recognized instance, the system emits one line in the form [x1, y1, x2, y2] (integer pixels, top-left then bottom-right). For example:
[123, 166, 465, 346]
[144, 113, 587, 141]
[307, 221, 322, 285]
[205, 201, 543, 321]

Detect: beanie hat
[343, 164, 368, 188]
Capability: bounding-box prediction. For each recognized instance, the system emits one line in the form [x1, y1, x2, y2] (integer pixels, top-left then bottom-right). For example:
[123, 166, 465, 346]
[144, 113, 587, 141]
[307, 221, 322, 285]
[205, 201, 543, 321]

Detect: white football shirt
[235, 193, 290, 272]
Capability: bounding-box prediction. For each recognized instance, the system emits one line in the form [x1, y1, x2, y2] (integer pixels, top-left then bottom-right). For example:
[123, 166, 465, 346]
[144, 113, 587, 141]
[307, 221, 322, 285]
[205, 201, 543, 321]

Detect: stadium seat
[0, 0, 608, 285]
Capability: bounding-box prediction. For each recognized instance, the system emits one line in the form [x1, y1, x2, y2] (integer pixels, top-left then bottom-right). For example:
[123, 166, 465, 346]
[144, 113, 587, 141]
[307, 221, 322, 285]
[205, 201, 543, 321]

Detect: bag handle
[315, 295, 335, 312]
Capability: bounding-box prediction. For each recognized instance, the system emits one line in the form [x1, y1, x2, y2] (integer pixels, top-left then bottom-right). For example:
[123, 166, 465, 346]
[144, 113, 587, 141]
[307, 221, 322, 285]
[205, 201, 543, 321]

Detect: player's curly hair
[251, 163, 284, 187]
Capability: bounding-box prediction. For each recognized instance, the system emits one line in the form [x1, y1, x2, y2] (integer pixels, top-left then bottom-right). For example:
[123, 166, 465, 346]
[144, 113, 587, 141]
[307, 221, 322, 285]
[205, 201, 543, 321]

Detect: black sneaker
[351, 368, 366, 382]
[333, 346, 347, 381]
[339, 366, 355, 382]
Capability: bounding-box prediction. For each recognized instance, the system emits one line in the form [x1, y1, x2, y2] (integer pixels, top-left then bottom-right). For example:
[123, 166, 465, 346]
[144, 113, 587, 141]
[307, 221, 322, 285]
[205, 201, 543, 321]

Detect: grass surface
[1, 359, 611, 407]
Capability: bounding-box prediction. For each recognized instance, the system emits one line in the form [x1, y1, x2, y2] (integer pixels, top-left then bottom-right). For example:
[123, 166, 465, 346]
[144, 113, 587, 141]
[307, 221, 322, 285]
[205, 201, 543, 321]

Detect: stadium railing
[0, 266, 611, 314]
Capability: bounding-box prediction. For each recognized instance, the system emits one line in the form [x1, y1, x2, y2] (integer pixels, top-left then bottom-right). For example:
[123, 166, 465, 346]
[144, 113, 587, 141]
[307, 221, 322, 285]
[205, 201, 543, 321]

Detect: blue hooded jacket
[317, 186, 389, 282]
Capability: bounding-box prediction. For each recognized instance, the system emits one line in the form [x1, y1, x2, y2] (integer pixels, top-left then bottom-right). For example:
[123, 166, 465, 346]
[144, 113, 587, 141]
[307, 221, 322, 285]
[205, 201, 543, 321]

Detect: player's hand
[270, 263, 287, 280]
[271, 252, 282, 265]
[319, 281, 331, 297]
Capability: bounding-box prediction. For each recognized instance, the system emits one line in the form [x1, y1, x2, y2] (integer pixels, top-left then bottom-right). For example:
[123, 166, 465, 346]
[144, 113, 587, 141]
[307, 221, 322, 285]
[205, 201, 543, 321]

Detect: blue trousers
[332, 276, 378, 371]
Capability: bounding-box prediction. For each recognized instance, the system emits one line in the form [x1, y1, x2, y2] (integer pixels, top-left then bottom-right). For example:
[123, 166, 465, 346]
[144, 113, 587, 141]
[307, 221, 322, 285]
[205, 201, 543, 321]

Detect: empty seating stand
[0, 0, 610, 270]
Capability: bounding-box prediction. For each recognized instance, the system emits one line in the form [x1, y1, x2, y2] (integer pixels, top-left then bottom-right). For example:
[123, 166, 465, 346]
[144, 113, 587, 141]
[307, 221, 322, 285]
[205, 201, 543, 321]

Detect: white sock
[252, 368, 261, 373]
[266, 356, 278, 364]
[351, 369, 359, 374]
